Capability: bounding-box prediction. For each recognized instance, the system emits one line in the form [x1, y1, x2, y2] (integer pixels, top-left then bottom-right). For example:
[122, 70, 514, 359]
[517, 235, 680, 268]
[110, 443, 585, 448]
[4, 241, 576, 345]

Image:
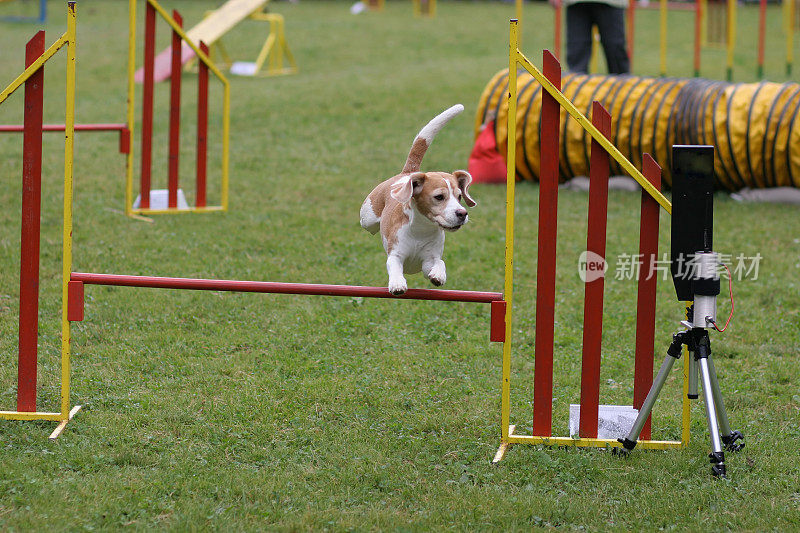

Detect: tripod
[617, 305, 744, 477]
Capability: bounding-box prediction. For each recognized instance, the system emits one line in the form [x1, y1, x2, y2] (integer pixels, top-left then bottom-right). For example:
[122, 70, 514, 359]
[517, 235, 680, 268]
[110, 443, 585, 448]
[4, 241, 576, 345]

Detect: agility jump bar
[69, 273, 502, 303]
[0, 123, 130, 153]
[68, 273, 508, 343]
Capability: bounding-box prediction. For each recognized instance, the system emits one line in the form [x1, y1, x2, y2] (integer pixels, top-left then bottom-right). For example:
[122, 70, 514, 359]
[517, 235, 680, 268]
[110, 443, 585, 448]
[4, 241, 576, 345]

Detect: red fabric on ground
[467, 121, 506, 184]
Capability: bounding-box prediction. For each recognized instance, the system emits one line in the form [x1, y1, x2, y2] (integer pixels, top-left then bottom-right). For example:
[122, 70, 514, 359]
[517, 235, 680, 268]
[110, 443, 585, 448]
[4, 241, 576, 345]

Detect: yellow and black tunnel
[476, 69, 800, 190]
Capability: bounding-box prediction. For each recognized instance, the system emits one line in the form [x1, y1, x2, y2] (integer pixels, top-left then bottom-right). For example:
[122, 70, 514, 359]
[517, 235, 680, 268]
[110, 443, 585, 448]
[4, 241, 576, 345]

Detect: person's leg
[594, 3, 630, 74]
[566, 3, 594, 74]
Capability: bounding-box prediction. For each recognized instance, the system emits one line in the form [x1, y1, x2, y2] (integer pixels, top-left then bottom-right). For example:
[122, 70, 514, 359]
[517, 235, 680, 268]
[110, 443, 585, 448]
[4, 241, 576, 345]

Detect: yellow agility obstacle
[134, 0, 295, 82]
[412, 0, 436, 18]
[203, 9, 297, 77]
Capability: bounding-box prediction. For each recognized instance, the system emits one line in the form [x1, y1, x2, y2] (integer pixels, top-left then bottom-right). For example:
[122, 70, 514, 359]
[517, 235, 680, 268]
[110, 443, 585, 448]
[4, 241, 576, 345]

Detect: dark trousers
[566, 2, 630, 75]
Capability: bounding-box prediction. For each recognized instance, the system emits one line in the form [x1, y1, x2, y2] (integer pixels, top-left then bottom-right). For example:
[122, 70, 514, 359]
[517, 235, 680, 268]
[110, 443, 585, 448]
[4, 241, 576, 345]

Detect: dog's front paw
[388, 277, 408, 295]
[427, 262, 446, 287]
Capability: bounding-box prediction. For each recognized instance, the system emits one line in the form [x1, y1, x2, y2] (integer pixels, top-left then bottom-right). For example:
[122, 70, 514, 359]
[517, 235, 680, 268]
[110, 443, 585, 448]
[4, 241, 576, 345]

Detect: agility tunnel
[475, 69, 800, 190]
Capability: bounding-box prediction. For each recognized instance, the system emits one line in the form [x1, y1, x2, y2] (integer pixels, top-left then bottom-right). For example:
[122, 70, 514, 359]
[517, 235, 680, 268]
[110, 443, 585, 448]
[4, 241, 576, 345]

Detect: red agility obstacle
[495, 21, 690, 463]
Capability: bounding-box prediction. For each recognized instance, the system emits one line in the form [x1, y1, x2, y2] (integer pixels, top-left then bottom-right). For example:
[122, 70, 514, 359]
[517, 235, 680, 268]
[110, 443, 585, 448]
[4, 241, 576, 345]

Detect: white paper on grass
[132, 189, 189, 210]
[569, 404, 639, 440]
[229, 61, 258, 76]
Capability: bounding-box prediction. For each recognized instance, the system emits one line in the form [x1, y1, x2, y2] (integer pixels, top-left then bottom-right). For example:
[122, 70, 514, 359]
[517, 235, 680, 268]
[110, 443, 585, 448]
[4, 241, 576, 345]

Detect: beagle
[360, 104, 476, 295]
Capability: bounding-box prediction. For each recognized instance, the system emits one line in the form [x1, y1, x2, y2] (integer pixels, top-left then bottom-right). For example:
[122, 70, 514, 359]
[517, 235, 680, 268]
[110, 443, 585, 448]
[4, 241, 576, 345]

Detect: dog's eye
[434, 194, 445, 201]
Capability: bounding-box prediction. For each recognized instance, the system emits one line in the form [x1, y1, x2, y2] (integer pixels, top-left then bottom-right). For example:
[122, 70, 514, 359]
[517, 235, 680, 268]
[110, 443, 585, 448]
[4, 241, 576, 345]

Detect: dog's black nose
[456, 209, 467, 221]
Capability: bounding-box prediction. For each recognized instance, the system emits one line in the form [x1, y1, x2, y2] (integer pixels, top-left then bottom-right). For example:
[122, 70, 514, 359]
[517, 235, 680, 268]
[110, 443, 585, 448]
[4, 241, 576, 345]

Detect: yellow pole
[0, 37, 69, 104]
[125, 0, 136, 217]
[501, 19, 519, 445]
[726, 0, 735, 80]
[515, 50, 672, 212]
[222, 81, 230, 211]
[681, 344, 691, 446]
[61, 1, 77, 419]
[660, 0, 668, 76]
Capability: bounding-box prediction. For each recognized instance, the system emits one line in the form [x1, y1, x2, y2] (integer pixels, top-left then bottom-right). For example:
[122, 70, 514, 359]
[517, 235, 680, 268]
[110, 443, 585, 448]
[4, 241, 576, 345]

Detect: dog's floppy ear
[453, 170, 476, 207]
[390, 172, 426, 204]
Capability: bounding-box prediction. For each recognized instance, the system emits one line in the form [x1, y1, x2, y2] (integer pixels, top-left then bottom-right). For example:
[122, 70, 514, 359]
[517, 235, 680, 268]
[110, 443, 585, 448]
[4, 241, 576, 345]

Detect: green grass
[1, 0, 799, 530]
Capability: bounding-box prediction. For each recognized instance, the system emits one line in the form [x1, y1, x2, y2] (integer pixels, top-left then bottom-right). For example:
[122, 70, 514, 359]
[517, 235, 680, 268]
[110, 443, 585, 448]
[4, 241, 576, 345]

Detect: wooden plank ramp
[134, 0, 268, 83]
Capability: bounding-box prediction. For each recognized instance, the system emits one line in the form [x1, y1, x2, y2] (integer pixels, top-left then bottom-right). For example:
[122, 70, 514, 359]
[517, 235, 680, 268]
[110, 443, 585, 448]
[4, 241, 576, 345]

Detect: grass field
[1, 0, 799, 530]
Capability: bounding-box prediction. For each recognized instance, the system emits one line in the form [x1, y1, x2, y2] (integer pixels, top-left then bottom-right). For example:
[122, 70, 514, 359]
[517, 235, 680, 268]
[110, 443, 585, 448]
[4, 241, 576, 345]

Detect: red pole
[140, 1, 156, 209]
[579, 102, 611, 439]
[757, 0, 767, 78]
[196, 41, 209, 208]
[694, 0, 702, 76]
[532, 50, 561, 437]
[555, 4, 562, 60]
[168, 10, 183, 209]
[628, 0, 636, 69]
[18, 31, 45, 412]
[633, 154, 661, 440]
[70, 272, 503, 303]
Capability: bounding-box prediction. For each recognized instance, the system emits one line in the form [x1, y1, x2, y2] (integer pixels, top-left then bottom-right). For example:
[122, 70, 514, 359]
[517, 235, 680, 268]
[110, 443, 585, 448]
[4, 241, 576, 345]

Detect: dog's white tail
[401, 104, 464, 174]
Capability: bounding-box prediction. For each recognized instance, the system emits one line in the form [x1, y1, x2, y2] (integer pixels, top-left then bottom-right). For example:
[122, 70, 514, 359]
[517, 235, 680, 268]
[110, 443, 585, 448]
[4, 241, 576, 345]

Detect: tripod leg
[698, 357, 727, 477]
[617, 354, 678, 452]
[707, 355, 744, 451]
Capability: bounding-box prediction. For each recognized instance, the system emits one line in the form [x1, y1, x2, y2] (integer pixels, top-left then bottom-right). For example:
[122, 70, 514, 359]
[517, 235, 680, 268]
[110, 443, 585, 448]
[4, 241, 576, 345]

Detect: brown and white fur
[360, 104, 476, 295]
